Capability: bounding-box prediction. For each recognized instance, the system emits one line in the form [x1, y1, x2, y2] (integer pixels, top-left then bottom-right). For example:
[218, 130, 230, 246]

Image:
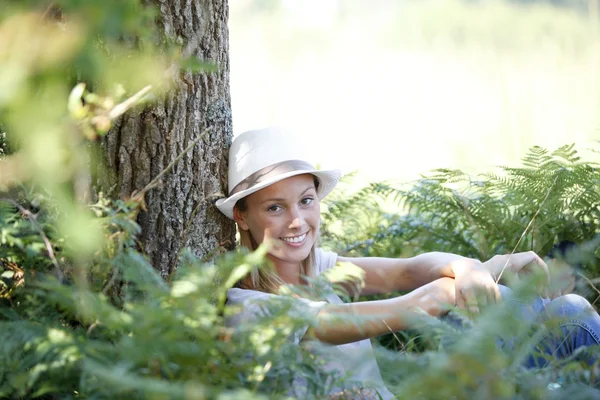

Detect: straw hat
[216, 127, 342, 219]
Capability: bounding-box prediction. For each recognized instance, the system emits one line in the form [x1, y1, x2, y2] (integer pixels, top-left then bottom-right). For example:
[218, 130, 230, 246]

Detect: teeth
[281, 233, 307, 243]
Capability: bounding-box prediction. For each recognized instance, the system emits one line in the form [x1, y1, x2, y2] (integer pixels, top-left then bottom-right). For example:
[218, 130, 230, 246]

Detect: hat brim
[216, 169, 342, 220]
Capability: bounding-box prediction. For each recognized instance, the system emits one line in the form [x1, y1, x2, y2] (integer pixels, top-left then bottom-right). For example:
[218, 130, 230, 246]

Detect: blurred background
[229, 0, 600, 185]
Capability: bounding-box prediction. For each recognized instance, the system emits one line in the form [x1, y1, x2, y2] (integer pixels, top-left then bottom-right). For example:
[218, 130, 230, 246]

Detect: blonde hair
[234, 176, 320, 294]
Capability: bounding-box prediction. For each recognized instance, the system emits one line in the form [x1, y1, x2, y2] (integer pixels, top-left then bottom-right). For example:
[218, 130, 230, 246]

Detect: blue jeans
[498, 284, 600, 368]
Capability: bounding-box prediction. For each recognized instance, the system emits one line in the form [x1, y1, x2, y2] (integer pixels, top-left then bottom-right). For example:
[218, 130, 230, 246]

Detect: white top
[226, 248, 395, 399]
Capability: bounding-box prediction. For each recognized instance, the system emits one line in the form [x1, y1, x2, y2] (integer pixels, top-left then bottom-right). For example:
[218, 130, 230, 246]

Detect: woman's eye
[301, 197, 314, 206]
[267, 204, 282, 212]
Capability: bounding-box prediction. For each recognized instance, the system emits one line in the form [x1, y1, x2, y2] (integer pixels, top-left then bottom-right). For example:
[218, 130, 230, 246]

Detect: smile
[280, 233, 307, 243]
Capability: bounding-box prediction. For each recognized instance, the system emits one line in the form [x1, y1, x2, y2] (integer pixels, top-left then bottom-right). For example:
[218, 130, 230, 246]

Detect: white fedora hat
[216, 127, 342, 220]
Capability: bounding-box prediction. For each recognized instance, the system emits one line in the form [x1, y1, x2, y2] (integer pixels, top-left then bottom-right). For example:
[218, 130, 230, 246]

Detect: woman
[216, 127, 600, 399]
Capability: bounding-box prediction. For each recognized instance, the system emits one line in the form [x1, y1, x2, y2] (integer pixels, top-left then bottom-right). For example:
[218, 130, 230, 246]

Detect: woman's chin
[270, 241, 313, 264]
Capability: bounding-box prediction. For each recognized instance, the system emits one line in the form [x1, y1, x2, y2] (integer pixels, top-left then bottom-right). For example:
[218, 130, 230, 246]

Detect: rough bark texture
[101, 0, 235, 277]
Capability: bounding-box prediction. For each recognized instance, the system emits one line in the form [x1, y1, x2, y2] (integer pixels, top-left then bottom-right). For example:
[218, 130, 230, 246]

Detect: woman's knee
[552, 293, 591, 308]
[546, 293, 595, 319]
[541, 294, 600, 350]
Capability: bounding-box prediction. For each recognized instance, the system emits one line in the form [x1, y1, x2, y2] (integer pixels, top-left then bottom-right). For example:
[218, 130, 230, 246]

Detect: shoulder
[225, 287, 275, 327]
[315, 247, 338, 275]
[227, 287, 274, 305]
[225, 287, 327, 330]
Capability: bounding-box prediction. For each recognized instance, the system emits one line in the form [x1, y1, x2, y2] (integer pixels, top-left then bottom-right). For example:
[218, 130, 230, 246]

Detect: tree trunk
[100, 0, 235, 277]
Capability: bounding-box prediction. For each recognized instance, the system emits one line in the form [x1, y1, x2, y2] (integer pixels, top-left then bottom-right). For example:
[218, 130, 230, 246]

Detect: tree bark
[100, 0, 235, 277]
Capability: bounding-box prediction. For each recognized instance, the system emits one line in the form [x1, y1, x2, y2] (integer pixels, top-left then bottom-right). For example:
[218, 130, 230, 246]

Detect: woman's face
[234, 174, 320, 267]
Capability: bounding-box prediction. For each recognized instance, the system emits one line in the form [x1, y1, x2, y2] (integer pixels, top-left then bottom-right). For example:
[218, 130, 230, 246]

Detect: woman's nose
[288, 206, 305, 229]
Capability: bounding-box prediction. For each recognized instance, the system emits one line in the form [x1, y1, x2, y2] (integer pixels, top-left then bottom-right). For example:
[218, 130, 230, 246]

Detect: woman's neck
[268, 255, 303, 285]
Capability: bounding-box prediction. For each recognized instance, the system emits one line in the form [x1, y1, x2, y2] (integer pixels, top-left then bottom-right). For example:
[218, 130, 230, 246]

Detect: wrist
[395, 287, 439, 317]
[481, 255, 508, 279]
[386, 294, 427, 329]
[450, 258, 482, 278]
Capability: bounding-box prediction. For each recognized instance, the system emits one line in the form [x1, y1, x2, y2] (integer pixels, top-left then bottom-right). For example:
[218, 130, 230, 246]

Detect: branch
[131, 126, 212, 203]
[495, 174, 560, 283]
[0, 198, 64, 283]
[577, 272, 600, 306]
[107, 85, 153, 120]
[89, 85, 153, 132]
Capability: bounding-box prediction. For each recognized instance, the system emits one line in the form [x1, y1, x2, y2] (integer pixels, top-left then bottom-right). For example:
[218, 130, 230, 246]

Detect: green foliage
[5, 190, 600, 399]
[0, 0, 207, 257]
[321, 144, 600, 363]
[0, 194, 358, 399]
[375, 279, 600, 399]
[4, 140, 600, 399]
[0, 1, 351, 398]
[322, 145, 600, 274]
[0, 127, 7, 157]
[3, 1, 600, 399]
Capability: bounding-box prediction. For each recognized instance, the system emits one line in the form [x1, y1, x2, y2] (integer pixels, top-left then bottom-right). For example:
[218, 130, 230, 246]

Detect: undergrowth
[2, 144, 600, 399]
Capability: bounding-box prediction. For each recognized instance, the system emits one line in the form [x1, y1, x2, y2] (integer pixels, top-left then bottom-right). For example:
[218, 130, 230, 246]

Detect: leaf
[171, 280, 198, 298]
[120, 249, 168, 293]
[1, 270, 14, 279]
[0, 306, 21, 320]
[68, 83, 88, 120]
[216, 243, 271, 309]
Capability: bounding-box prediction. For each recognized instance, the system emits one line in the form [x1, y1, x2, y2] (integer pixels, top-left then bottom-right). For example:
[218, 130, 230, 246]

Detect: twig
[131, 126, 212, 202]
[89, 85, 153, 132]
[577, 272, 600, 306]
[382, 319, 404, 350]
[102, 266, 120, 295]
[0, 198, 64, 283]
[89, 85, 152, 132]
[495, 174, 559, 283]
[40, 2, 57, 21]
[107, 85, 152, 120]
[87, 319, 101, 337]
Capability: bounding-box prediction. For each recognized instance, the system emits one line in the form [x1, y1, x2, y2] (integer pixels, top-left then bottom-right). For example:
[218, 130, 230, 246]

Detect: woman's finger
[456, 287, 466, 310]
[461, 288, 481, 315]
[485, 284, 499, 304]
[493, 283, 502, 303]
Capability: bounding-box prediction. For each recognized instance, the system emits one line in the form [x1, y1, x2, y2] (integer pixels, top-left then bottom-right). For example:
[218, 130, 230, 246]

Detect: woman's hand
[482, 251, 549, 282]
[411, 277, 457, 317]
[311, 277, 457, 344]
[451, 259, 501, 313]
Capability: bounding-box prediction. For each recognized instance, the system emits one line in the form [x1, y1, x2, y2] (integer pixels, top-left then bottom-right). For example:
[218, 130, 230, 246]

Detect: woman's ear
[233, 207, 250, 231]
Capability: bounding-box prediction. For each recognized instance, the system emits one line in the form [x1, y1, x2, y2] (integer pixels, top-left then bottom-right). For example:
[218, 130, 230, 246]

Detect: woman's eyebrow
[260, 197, 285, 205]
[300, 185, 316, 195]
[259, 185, 316, 205]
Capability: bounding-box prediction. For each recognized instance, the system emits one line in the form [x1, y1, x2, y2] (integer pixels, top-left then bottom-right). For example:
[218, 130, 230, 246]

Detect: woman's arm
[337, 252, 481, 294]
[308, 277, 455, 345]
[337, 252, 501, 311]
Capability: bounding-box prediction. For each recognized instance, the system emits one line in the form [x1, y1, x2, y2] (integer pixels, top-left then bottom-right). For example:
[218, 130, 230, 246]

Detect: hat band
[230, 160, 316, 196]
